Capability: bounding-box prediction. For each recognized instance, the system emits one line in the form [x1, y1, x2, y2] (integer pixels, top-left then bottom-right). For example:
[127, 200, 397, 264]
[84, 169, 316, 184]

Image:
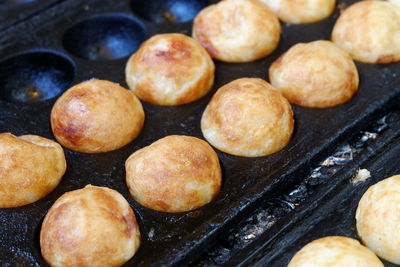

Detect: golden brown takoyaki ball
[269, 40, 359, 108]
[259, 0, 336, 24]
[356, 175, 400, 264]
[192, 0, 280, 62]
[51, 79, 144, 153]
[125, 135, 222, 213]
[125, 33, 215, 105]
[40, 185, 141, 267]
[0, 133, 66, 208]
[332, 0, 400, 64]
[201, 78, 294, 157]
[288, 236, 383, 267]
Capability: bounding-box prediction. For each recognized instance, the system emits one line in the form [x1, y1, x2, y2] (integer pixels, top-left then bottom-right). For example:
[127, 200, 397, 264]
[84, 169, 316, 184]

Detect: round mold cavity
[63, 14, 146, 61]
[131, 0, 209, 24]
[0, 51, 75, 104]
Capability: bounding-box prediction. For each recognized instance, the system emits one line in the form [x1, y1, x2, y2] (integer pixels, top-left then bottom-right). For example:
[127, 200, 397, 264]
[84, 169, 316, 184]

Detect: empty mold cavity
[0, 51, 75, 104]
[131, 0, 209, 23]
[63, 14, 146, 61]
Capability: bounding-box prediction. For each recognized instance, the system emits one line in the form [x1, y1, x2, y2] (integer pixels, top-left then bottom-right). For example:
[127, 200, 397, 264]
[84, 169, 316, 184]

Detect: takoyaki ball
[288, 236, 383, 267]
[125, 135, 222, 213]
[192, 0, 280, 62]
[125, 33, 215, 105]
[0, 133, 66, 208]
[40, 185, 141, 267]
[269, 40, 359, 108]
[51, 79, 144, 153]
[356, 175, 400, 264]
[259, 0, 336, 24]
[332, 1, 400, 64]
[201, 78, 294, 157]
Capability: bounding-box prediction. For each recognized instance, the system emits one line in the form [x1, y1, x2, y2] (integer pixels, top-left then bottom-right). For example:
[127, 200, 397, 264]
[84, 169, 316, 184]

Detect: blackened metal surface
[198, 110, 400, 266]
[1, 0, 400, 266]
[0, 0, 65, 31]
[241, 135, 400, 267]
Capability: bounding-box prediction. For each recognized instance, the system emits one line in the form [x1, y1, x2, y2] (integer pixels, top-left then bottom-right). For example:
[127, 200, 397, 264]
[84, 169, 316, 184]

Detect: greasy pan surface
[1, 0, 400, 266]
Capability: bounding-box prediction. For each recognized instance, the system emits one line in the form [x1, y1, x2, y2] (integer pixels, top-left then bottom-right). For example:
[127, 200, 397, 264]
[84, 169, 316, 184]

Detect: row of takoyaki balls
[2, 0, 400, 266]
[192, 0, 400, 64]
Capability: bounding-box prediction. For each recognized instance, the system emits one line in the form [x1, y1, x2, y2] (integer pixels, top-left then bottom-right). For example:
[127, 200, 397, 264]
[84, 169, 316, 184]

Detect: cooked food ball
[269, 40, 359, 108]
[192, 0, 280, 62]
[356, 174, 400, 264]
[125, 135, 221, 212]
[40, 185, 141, 267]
[332, 1, 400, 64]
[259, 0, 336, 24]
[0, 133, 66, 208]
[125, 33, 214, 105]
[51, 79, 144, 153]
[288, 236, 383, 267]
[201, 78, 294, 157]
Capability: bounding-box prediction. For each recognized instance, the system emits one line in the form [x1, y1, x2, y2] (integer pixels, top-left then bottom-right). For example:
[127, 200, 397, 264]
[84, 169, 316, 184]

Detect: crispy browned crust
[356, 175, 400, 264]
[192, 0, 280, 63]
[288, 236, 383, 267]
[50, 79, 144, 153]
[125, 135, 222, 213]
[259, 0, 336, 24]
[40, 185, 141, 267]
[332, 1, 400, 64]
[201, 78, 294, 157]
[0, 133, 66, 208]
[269, 40, 359, 108]
[125, 33, 215, 105]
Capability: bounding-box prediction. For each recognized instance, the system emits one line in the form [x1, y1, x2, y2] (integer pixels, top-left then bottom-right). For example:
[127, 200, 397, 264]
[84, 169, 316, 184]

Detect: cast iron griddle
[238, 133, 400, 267]
[225, 105, 400, 266]
[1, 0, 400, 266]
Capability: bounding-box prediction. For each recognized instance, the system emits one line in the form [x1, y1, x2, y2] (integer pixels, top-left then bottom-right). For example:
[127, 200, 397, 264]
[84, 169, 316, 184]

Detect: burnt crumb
[203, 247, 231, 266]
[283, 184, 310, 203]
[351, 129, 378, 150]
[369, 113, 399, 134]
[305, 166, 331, 188]
[373, 116, 389, 133]
[305, 176, 323, 187]
[321, 143, 353, 166]
[351, 113, 399, 149]
[271, 199, 296, 217]
[353, 133, 372, 149]
[384, 113, 400, 124]
[213, 248, 231, 265]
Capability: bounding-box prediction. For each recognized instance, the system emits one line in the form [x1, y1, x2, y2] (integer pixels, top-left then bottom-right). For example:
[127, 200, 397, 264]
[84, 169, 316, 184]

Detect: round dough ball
[269, 40, 359, 108]
[125, 33, 214, 105]
[125, 135, 221, 212]
[332, 1, 400, 64]
[40, 185, 141, 267]
[356, 174, 400, 264]
[192, 0, 280, 62]
[259, 0, 336, 24]
[0, 133, 66, 208]
[51, 79, 144, 153]
[201, 78, 294, 157]
[288, 236, 383, 267]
